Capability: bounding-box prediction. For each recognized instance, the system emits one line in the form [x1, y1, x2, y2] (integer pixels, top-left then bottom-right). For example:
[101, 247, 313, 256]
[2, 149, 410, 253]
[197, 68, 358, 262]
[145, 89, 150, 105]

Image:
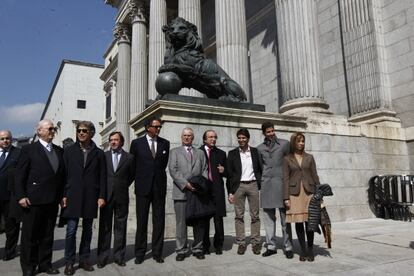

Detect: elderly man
[0, 130, 21, 261]
[169, 128, 208, 261]
[61, 121, 106, 275]
[15, 120, 65, 276]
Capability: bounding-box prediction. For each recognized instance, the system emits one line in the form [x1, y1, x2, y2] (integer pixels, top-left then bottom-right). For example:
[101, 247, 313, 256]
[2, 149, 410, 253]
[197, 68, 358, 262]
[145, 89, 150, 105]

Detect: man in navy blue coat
[130, 117, 170, 264]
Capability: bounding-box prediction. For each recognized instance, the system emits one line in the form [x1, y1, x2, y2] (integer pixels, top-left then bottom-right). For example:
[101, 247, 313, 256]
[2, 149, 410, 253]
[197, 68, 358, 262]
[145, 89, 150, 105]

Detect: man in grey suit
[169, 127, 208, 261]
[257, 121, 293, 258]
[97, 131, 134, 268]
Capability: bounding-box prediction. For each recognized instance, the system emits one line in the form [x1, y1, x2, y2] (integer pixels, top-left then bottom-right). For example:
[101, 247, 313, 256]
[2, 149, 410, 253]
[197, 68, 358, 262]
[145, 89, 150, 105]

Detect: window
[77, 100, 86, 109]
[105, 94, 111, 119]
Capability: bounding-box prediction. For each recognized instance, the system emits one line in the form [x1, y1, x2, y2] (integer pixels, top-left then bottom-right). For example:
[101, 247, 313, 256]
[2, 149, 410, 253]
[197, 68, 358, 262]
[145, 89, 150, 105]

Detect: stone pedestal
[126, 99, 410, 237]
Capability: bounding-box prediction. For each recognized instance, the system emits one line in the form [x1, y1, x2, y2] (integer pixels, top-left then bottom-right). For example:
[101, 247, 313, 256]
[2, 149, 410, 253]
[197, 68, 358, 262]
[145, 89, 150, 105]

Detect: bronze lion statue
[156, 17, 247, 102]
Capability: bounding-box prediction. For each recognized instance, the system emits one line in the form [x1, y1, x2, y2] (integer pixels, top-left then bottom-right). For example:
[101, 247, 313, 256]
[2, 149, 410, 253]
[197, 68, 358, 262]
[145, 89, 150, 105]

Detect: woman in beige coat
[283, 132, 320, 261]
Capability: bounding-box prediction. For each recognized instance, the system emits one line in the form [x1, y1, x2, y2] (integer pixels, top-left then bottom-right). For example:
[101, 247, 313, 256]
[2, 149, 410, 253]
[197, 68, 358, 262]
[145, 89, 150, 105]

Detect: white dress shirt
[239, 147, 256, 182]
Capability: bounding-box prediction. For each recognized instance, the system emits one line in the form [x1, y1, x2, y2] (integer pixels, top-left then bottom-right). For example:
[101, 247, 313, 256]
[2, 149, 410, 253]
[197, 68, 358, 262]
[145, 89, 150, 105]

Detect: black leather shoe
[285, 250, 294, 259]
[193, 252, 205, 260]
[134, 257, 144, 264]
[114, 260, 126, 267]
[37, 268, 60, 275]
[215, 248, 223, 255]
[79, 261, 94, 272]
[153, 256, 164, 263]
[262, 249, 277, 257]
[64, 264, 75, 275]
[97, 260, 107, 269]
[2, 254, 17, 261]
[203, 248, 210, 255]
[23, 269, 35, 276]
[175, 254, 186, 261]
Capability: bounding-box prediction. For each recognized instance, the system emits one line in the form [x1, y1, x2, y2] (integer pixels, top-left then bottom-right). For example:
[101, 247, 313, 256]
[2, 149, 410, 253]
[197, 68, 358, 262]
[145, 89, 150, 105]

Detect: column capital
[129, 0, 147, 24]
[114, 23, 131, 44]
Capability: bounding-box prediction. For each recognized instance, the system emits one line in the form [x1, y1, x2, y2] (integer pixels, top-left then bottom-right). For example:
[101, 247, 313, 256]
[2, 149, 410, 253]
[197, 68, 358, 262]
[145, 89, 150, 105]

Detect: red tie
[207, 148, 213, 181]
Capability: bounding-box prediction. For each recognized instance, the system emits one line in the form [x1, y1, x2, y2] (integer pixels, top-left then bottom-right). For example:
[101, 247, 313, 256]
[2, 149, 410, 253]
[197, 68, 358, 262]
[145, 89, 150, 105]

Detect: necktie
[0, 151, 6, 168]
[207, 148, 213, 181]
[113, 152, 119, 171]
[46, 144, 52, 152]
[150, 138, 156, 159]
[187, 146, 193, 161]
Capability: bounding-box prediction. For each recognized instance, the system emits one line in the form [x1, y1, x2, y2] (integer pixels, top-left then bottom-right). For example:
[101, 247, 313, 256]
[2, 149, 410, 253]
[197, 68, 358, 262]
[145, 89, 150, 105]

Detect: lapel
[84, 142, 99, 169]
[234, 148, 242, 174]
[155, 137, 163, 159]
[35, 141, 55, 174]
[105, 151, 114, 174]
[140, 136, 153, 159]
[116, 149, 128, 172]
[0, 146, 14, 171]
[181, 146, 193, 169]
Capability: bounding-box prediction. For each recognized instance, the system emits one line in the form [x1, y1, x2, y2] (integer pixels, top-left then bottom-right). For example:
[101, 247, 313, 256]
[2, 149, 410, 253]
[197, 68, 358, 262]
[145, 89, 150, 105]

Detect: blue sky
[0, 0, 116, 137]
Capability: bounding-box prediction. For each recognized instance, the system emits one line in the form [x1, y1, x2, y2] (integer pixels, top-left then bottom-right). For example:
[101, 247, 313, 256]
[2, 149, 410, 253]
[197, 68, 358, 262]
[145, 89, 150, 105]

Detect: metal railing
[368, 175, 414, 221]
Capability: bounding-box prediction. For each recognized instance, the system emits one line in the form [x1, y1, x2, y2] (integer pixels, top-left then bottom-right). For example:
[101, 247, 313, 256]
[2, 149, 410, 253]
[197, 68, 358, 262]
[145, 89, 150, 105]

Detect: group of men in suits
[1, 118, 294, 275]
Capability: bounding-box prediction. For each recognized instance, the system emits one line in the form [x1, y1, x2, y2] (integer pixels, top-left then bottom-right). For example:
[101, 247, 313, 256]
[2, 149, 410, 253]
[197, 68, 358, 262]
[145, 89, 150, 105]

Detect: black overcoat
[62, 142, 106, 219]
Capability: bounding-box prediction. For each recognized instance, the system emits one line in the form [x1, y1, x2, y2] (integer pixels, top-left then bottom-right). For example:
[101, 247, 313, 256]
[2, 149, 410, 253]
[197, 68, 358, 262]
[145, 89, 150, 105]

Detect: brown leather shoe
[252, 244, 261, 255]
[64, 264, 75, 275]
[237, 244, 246, 255]
[79, 261, 94, 272]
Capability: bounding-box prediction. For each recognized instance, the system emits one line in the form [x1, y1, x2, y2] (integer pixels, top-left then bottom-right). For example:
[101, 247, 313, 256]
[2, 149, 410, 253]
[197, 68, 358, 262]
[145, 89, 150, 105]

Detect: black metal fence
[368, 175, 414, 221]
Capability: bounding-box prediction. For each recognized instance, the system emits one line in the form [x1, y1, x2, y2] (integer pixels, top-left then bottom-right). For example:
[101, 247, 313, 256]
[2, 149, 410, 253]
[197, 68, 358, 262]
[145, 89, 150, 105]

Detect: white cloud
[0, 103, 45, 137]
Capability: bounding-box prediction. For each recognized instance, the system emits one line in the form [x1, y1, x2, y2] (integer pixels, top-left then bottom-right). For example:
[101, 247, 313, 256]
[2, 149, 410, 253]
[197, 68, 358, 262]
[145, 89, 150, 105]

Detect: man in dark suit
[61, 121, 106, 275]
[199, 130, 227, 255]
[169, 127, 208, 261]
[226, 128, 262, 255]
[130, 117, 170, 264]
[0, 130, 21, 261]
[15, 120, 65, 276]
[97, 131, 134, 268]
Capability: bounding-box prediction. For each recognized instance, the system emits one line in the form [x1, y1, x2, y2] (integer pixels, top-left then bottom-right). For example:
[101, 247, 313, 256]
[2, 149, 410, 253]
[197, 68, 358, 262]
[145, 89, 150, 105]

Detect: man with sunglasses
[130, 117, 170, 264]
[61, 121, 106, 275]
[15, 120, 65, 276]
[0, 130, 21, 262]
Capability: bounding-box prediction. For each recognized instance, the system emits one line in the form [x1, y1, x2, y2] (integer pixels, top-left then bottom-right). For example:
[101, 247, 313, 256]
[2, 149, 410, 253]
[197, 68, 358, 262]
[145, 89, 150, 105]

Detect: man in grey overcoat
[257, 121, 293, 258]
[169, 127, 208, 261]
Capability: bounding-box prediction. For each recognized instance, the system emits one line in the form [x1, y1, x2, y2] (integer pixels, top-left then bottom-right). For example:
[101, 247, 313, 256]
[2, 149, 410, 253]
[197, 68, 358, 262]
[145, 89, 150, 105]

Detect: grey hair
[181, 127, 194, 137]
[36, 119, 54, 131]
[0, 130, 12, 138]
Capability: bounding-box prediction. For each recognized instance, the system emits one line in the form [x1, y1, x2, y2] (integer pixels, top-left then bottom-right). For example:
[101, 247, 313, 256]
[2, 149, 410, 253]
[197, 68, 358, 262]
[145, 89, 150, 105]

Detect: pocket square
[33, 182, 37, 185]
[163, 150, 166, 154]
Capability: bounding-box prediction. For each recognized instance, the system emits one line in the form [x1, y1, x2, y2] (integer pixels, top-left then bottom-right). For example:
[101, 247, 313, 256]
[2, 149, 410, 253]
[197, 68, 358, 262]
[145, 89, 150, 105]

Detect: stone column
[339, 0, 398, 125]
[275, 0, 329, 114]
[178, 0, 204, 97]
[148, 0, 167, 101]
[114, 23, 131, 148]
[215, 0, 250, 102]
[129, 0, 148, 118]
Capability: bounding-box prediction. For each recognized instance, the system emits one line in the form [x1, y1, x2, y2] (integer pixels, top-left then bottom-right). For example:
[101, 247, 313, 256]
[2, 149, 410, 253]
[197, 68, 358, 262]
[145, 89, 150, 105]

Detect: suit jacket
[130, 135, 170, 197]
[199, 145, 227, 217]
[15, 141, 65, 205]
[283, 152, 320, 200]
[62, 141, 107, 219]
[257, 137, 290, 208]
[105, 149, 135, 203]
[226, 146, 262, 195]
[169, 145, 208, 200]
[0, 146, 21, 201]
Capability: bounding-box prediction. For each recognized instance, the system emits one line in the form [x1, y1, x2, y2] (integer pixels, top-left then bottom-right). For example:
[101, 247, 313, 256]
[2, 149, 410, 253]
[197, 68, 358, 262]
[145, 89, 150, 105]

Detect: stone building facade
[41, 60, 104, 146]
[101, 0, 414, 236]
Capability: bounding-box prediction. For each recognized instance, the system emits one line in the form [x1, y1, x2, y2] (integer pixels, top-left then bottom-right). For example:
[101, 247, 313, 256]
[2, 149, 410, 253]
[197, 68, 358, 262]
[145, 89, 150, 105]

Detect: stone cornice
[100, 54, 118, 81]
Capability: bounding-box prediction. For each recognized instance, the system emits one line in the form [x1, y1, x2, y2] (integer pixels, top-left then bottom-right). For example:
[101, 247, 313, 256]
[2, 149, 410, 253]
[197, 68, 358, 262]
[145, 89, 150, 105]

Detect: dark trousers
[0, 200, 20, 258]
[20, 203, 58, 272]
[203, 214, 224, 250]
[64, 218, 93, 264]
[295, 222, 314, 256]
[97, 198, 128, 262]
[135, 191, 165, 258]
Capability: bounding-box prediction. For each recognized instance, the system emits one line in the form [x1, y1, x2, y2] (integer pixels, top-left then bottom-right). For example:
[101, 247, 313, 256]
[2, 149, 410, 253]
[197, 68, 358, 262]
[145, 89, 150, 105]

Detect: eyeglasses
[0, 137, 11, 141]
[77, 129, 89, 133]
[150, 125, 162, 129]
[43, 127, 56, 132]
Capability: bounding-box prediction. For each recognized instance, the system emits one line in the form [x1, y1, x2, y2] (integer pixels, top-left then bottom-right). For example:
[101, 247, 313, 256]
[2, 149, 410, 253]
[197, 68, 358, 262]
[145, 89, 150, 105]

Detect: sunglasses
[43, 127, 57, 132]
[150, 125, 162, 129]
[77, 129, 89, 133]
[0, 137, 11, 141]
